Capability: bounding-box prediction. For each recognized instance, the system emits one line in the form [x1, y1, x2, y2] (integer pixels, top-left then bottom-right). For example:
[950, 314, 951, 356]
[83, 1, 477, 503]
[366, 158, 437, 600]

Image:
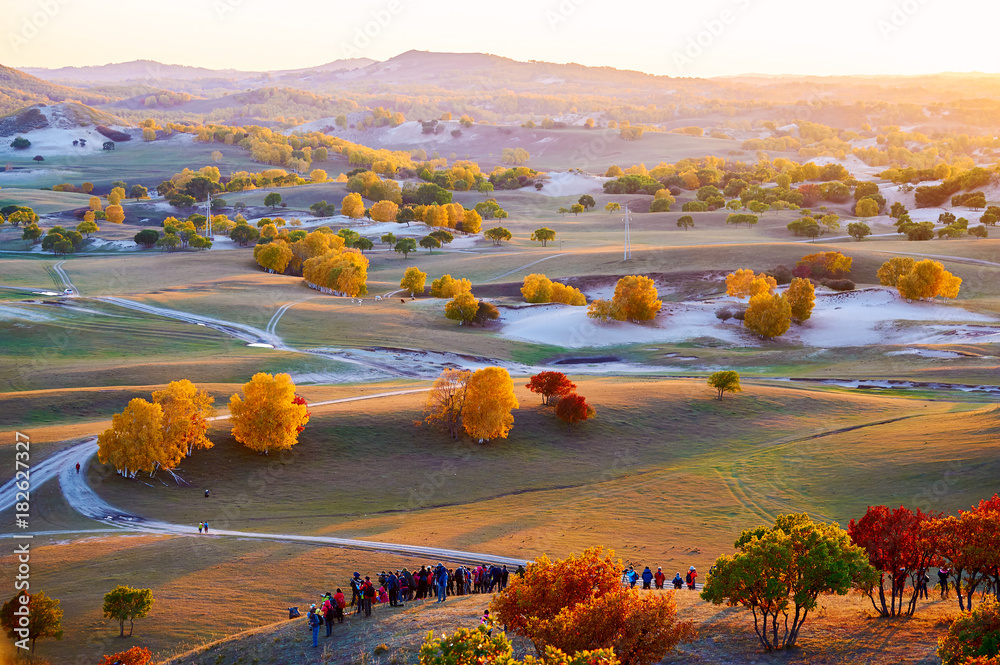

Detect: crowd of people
[300, 562, 526, 647]
[621, 565, 700, 590]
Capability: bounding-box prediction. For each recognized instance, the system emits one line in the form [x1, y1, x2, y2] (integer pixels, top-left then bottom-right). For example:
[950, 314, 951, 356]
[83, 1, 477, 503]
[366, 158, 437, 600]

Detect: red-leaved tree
[923, 494, 1000, 611]
[848, 505, 938, 616]
[525, 371, 576, 406]
[555, 393, 595, 430]
[99, 647, 153, 665]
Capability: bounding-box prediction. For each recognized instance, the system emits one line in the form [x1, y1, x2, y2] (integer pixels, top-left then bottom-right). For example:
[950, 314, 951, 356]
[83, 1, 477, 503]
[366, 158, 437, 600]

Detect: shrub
[820, 278, 855, 291]
[938, 600, 1000, 665]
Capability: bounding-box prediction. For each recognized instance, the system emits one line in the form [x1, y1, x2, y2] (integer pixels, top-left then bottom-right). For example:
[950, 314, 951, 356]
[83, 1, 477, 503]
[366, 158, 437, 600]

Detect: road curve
[4, 390, 527, 567]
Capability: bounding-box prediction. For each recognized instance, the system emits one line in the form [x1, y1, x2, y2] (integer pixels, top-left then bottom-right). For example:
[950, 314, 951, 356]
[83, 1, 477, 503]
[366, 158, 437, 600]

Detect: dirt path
[4, 389, 528, 567]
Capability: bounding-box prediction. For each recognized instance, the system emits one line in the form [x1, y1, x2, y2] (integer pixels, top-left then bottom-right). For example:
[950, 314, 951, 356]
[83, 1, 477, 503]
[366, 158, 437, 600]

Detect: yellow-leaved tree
[748, 274, 777, 297]
[430, 274, 471, 298]
[97, 399, 166, 478]
[303, 248, 369, 296]
[445, 291, 480, 325]
[421, 368, 471, 439]
[105, 204, 125, 224]
[369, 199, 399, 223]
[725, 268, 756, 299]
[744, 292, 792, 339]
[341, 192, 365, 219]
[151, 379, 215, 458]
[229, 373, 309, 454]
[876, 257, 916, 287]
[897, 259, 961, 300]
[786, 277, 815, 322]
[461, 366, 519, 441]
[254, 242, 293, 274]
[400, 266, 427, 296]
[521, 273, 553, 303]
[611, 275, 661, 322]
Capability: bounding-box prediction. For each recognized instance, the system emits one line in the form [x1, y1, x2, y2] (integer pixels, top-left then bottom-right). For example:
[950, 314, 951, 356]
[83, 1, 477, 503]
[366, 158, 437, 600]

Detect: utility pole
[206, 191, 213, 239]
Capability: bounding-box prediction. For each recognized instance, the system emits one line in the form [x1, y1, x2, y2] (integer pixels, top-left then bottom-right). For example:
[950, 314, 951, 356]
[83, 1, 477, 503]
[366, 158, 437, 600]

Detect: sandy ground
[499, 287, 998, 349]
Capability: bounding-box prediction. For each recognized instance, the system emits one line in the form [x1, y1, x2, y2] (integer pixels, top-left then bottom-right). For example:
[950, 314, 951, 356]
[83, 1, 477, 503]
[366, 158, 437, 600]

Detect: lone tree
[419, 235, 441, 253]
[491, 547, 693, 665]
[847, 221, 871, 241]
[461, 366, 519, 441]
[578, 194, 596, 210]
[605, 202, 621, 214]
[484, 226, 512, 245]
[707, 370, 742, 400]
[525, 371, 576, 406]
[555, 393, 596, 430]
[400, 266, 426, 296]
[701, 513, 878, 651]
[228, 373, 309, 455]
[264, 192, 282, 208]
[531, 227, 556, 246]
[677, 215, 694, 230]
[1, 591, 63, 656]
[102, 586, 154, 638]
[394, 237, 417, 258]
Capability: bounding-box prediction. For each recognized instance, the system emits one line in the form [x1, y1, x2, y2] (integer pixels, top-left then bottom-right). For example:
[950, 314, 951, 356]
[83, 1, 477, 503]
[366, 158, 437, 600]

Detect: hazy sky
[1, 0, 995, 77]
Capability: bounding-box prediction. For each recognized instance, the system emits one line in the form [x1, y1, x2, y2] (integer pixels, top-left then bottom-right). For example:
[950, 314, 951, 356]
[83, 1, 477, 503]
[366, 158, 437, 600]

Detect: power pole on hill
[206, 191, 213, 240]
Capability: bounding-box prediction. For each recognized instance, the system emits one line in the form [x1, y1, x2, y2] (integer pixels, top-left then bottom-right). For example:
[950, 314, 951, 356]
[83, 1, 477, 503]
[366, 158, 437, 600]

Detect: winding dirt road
[2, 389, 526, 567]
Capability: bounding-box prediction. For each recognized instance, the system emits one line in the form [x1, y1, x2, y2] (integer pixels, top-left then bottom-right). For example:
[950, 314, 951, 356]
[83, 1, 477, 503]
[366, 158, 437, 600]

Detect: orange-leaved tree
[228, 373, 310, 454]
[421, 368, 471, 439]
[490, 547, 693, 665]
[369, 199, 399, 223]
[786, 277, 815, 322]
[897, 259, 962, 301]
[99, 647, 153, 665]
[525, 371, 575, 406]
[555, 394, 595, 430]
[795, 251, 852, 279]
[97, 398, 166, 477]
[725, 268, 756, 299]
[152, 379, 216, 458]
[922, 494, 1000, 611]
[461, 366, 518, 441]
[611, 275, 661, 322]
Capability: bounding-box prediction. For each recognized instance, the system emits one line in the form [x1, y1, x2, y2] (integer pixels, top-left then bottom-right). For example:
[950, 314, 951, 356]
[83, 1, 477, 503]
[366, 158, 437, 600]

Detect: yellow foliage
[303, 247, 369, 296]
[152, 379, 215, 459]
[422, 368, 470, 439]
[522, 274, 553, 303]
[748, 275, 777, 297]
[460, 209, 482, 234]
[445, 291, 480, 325]
[97, 398, 166, 477]
[400, 266, 427, 296]
[786, 277, 815, 322]
[586, 299, 615, 322]
[551, 282, 586, 306]
[897, 259, 961, 300]
[612, 275, 661, 322]
[341, 192, 365, 219]
[725, 268, 756, 299]
[228, 373, 309, 454]
[876, 257, 916, 287]
[369, 199, 399, 223]
[461, 366, 519, 441]
[105, 204, 125, 224]
[744, 292, 792, 339]
[89, 196, 102, 211]
[431, 274, 471, 298]
[255, 242, 293, 273]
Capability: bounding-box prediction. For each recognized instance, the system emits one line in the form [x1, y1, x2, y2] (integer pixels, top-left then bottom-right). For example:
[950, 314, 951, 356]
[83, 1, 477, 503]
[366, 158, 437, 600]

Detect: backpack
[364, 583, 376, 598]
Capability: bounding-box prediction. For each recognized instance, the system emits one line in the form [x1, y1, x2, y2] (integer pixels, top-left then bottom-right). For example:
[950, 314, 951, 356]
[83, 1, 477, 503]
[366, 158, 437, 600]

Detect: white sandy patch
[886, 348, 964, 359]
[0, 105, 131, 159]
[537, 171, 606, 197]
[499, 287, 997, 349]
[0, 304, 55, 322]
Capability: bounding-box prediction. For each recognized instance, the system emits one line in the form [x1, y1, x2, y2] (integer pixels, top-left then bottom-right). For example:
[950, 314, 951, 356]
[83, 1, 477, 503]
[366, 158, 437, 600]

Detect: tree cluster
[422, 367, 518, 441]
[587, 275, 662, 323]
[521, 274, 586, 306]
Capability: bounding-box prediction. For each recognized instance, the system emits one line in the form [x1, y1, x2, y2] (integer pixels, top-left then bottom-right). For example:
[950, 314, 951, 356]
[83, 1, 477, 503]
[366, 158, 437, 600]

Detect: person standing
[307, 606, 321, 647]
[436, 563, 449, 603]
[198, 522, 203, 534]
[75, 462, 80, 474]
[361, 576, 375, 617]
[501, 565, 509, 590]
[321, 593, 336, 637]
[350, 573, 363, 613]
[386, 571, 399, 606]
[641, 566, 653, 589]
[333, 588, 346, 623]
[672, 572, 684, 589]
[654, 567, 665, 590]
[938, 568, 950, 599]
[686, 566, 698, 590]
[203, 521, 209, 533]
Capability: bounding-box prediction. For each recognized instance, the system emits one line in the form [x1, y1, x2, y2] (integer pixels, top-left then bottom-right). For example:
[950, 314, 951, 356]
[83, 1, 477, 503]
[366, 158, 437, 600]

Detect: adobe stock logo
[671, 0, 753, 74]
[7, 0, 73, 54]
[339, 0, 404, 59]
